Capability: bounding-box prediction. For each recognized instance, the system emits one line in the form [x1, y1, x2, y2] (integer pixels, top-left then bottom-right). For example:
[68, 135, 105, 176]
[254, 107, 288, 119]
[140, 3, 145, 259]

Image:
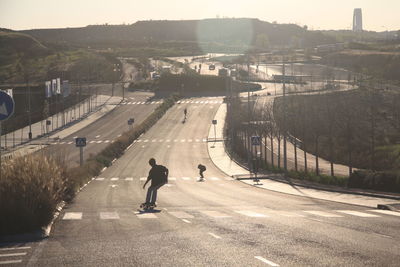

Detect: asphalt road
[42, 90, 157, 167]
[1, 96, 397, 267]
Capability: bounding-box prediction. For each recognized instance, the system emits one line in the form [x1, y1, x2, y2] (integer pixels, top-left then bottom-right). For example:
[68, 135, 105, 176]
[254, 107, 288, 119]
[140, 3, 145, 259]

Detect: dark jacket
[147, 164, 168, 186]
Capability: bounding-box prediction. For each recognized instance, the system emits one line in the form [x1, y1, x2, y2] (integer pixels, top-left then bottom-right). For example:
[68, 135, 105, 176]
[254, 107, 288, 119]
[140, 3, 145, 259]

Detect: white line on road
[208, 232, 221, 239]
[182, 219, 191, 224]
[336, 210, 380, 217]
[0, 260, 23, 265]
[201, 210, 231, 218]
[125, 177, 134, 181]
[0, 247, 30, 251]
[140, 177, 147, 181]
[304, 211, 343, 218]
[168, 211, 194, 219]
[235, 210, 267, 217]
[95, 135, 100, 138]
[110, 177, 119, 181]
[369, 209, 400, 217]
[254, 256, 279, 266]
[0, 253, 27, 257]
[181, 177, 191, 181]
[63, 212, 82, 220]
[100, 212, 120, 220]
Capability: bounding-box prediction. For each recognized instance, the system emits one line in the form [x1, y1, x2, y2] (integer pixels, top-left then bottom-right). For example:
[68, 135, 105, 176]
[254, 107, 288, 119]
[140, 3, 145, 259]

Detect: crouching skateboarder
[141, 158, 168, 210]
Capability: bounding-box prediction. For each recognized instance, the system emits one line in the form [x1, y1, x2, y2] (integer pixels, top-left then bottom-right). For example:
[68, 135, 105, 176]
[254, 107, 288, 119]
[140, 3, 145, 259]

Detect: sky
[1, 0, 399, 32]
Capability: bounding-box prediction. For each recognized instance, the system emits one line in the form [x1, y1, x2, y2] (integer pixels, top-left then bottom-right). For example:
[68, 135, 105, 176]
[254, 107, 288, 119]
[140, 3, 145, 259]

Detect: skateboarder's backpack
[158, 165, 168, 183]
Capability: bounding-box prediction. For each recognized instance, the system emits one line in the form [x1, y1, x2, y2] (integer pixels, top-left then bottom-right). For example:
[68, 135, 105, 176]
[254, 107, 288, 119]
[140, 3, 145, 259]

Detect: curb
[208, 102, 400, 202]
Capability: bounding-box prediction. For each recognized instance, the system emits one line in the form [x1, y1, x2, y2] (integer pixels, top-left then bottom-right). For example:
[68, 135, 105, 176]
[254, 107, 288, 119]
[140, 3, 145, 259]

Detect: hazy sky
[1, 0, 399, 31]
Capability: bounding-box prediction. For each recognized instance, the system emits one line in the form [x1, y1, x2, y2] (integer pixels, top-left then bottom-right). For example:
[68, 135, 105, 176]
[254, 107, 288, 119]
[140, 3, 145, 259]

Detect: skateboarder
[184, 108, 187, 119]
[142, 158, 168, 209]
[198, 164, 206, 181]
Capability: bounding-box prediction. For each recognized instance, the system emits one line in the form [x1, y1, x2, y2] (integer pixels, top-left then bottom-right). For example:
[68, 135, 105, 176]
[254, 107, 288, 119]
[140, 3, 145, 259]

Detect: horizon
[1, 0, 400, 32]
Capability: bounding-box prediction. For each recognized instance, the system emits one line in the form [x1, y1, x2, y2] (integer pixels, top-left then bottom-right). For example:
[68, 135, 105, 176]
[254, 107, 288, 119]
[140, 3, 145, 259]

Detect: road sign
[0, 90, 15, 121]
[212, 120, 217, 125]
[75, 137, 87, 147]
[251, 136, 261, 146]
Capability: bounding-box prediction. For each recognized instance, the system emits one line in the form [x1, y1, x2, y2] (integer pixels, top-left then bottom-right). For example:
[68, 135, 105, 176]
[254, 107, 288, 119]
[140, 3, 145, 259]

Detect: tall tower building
[353, 8, 363, 32]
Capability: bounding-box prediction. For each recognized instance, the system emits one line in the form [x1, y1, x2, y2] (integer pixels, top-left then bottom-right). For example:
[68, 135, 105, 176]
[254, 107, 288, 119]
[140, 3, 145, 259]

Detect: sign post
[251, 136, 261, 184]
[0, 90, 15, 179]
[212, 120, 217, 148]
[75, 137, 87, 166]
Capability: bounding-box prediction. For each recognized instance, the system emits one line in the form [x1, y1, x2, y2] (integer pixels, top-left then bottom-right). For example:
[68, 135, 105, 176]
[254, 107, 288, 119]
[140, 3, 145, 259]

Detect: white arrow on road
[0, 103, 8, 116]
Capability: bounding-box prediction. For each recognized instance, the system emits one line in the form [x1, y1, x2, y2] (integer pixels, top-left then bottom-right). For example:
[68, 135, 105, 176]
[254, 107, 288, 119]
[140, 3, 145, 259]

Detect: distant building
[353, 8, 363, 32]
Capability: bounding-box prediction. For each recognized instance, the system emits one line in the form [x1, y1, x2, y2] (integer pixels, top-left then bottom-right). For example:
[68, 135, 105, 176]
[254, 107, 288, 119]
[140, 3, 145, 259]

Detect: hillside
[21, 18, 336, 49]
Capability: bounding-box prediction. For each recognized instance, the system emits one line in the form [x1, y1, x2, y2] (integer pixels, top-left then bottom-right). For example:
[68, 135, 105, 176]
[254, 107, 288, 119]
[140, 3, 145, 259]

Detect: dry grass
[0, 154, 66, 235]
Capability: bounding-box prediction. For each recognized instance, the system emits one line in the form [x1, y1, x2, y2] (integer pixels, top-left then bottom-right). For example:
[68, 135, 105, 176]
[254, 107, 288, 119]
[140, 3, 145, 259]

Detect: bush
[0, 154, 66, 235]
[349, 170, 400, 192]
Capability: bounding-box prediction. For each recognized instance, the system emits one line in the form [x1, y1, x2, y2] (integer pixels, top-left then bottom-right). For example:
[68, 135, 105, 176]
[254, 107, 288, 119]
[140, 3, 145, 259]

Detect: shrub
[0, 154, 66, 235]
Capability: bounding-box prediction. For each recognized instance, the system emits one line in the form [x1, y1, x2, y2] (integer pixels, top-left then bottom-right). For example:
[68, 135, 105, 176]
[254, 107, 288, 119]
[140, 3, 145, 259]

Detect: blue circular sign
[0, 90, 15, 121]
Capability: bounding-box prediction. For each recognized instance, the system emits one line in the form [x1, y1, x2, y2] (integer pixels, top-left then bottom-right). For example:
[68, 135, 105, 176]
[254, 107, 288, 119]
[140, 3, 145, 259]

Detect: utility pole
[283, 56, 287, 171]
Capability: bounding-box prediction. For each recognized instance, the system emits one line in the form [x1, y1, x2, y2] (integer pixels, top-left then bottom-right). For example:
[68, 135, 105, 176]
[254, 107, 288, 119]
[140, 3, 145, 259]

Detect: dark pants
[199, 170, 204, 178]
[146, 183, 165, 204]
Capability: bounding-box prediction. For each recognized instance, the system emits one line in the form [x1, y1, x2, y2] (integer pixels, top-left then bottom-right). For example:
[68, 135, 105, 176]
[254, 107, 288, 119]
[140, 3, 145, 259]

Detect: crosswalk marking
[100, 212, 120, 220]
[209, 177, 220, 181]
[336, 210, 380, 217]
[181, 177, 191, 181]
[125, 177, 134, 181]
[168, 211, 194, 219]
[168, 177, 177, 181]
[201, 210, 231, 218]
[135, 212, 158, 219]
[104, 140, 110, 143]
[0, 253, 27, 257]
[140, 177, 147, 181]
[63, 212, 83, 220]
[304, 211, 343, 218]
[110, 177, 119, 181]
[369, 209, 400, 217]
[255, 256, 279, 266]
[95, 178, 105, 181]
[235, 210, 267, 217]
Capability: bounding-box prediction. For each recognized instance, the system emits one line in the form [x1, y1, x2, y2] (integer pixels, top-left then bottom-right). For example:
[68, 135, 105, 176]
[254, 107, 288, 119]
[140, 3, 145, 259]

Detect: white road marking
[234, 210, 267, 217]
[180, 139, 186, 142]
[195, 139, 200, 142]
[73, 136, 78, 139]
[140, 177, 147, 181]
[110, 185, 118, 188]
[158, 139, 163, 142]
[174, 139, 178, 142]
[168, 177, 177, 180]
[89, 141, 96, 144]
[95, 135, 100, 138]
[202, 138, 207, 142]
[143, 140, 149, 142]
[100, 212, 120, 220]
[304, 211, 343, 218]
[201, 210, 231, 218]
[168, 211, 194, 219]
[369, 209, 400, 217]
[209, 177, 220, 181]
[125, 177, 134, 181]
[167, 145, 171, 148]
[0, 260, 23, 264]
[104, 140, 110, 143]
[96, 141, 102, 144]
[63, 212, 82, 220]
[0, 247, 30, 251]
[152, 139, 157, 142]
[117, 134, 122, 137]
[166, 139, 170, 142]
[95, 178, 105, 181]
[135, 212, 158, 219]
[336, 210, 380, 217]
[188, 139, 193, 142]
[182, 219, 191, 223]
[181, 177, 191, 181]
[255, 256, 280, 266]
[142, 145, 146, 148]
[208, 232, 221, 239]
[67, 141, 73, 144]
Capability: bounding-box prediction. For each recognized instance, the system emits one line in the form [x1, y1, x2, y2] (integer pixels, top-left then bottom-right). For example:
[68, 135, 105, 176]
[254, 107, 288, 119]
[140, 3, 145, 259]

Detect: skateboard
[139, 203, 156, 211]
[197, 178, 205, 182]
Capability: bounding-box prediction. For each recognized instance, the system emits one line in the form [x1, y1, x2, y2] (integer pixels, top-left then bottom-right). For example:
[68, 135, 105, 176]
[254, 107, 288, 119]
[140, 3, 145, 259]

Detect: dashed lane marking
[95, 178, 105, 181]
[304, 211, 343, 218]
[182, 219, 191, 224]
[140, 177, 147, 181]
[110, 177, 119, 181]
[234, 210, 268, 218]
[201, 210, 231, 218]
[134, 212, 158, 219]
[63, 212, 83, 220]
[0, 260, 23, 265]
[0, 253, 27, 257]
[181, 177, 191, 181]
[336, 210, 380, 217]
[100, 212, 120, 220]
[255, 256, 280, 266]
[208, 233, 222, 239]
[369, 210, 400, 217]
[0, 247, 31, 251]
[168, 211, 194, 219]
[125, 177, 134, 181]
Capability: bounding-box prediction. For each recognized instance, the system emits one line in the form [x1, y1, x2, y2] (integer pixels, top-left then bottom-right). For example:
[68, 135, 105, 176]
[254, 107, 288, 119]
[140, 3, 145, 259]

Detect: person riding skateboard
[198, 164, 206, 181]
[142, 158, 168, 208]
